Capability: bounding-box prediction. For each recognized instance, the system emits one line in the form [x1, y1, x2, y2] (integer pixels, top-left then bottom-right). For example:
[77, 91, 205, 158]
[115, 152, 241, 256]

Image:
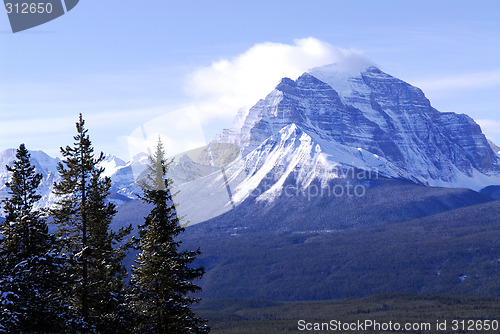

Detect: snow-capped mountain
[0, 145, 238, 215]
[215, 64, 500, 199]
[0, 149, 141, 210]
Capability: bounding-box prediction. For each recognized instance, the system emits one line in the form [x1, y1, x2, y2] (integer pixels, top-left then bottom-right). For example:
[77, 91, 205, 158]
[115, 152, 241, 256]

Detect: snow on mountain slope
[309, 65, 499, 175]
[100, 154, 127, 178]
[0, 149, 140, 210]
[488, 139, 500, 157]
[230, 123, 400, 203]
[174, 123, 402, 224]
[105, 153, 147, 197]
[217, 64, 500, 192]
[174, 116, 498, 225]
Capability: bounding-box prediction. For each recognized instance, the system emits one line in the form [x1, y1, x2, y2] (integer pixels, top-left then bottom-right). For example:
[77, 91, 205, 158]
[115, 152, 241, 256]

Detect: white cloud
[126, 106, 207, 161]
[184, 38, 371, 125]
[126, 38, 373, 159]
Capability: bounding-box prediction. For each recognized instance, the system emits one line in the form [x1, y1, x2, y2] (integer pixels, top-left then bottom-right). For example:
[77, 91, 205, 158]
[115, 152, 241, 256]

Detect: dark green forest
[195, 293, 500, 333]
[182, 198, 500, 301]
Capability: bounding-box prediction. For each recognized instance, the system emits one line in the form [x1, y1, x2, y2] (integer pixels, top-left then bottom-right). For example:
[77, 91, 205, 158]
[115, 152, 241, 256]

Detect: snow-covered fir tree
[0, 144, 71, 333]
[129, 139, 209, 334]
[51, 114, 132, 333]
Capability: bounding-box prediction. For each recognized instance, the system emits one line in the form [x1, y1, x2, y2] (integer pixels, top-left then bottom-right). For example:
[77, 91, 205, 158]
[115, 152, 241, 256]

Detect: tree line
[0, 114, 209, 334]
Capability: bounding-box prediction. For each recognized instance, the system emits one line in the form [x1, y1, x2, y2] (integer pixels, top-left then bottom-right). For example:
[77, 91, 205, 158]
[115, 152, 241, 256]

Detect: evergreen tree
[0, 144, 70, 333]
[51, 114, 131, 333]
[129, 139, 209, 334]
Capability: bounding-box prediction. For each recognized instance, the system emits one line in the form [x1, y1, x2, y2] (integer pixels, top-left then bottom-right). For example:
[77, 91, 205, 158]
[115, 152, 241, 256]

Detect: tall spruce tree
[0, 144, 70, 333]
[51, 114, 131, 333]
[129, 139, 209, 334]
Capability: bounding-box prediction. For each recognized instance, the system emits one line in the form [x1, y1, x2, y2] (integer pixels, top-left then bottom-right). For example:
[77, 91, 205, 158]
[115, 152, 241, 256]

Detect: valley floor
[195, 293, 500, 333]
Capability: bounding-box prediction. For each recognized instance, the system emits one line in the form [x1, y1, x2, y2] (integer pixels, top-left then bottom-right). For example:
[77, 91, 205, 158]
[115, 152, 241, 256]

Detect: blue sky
[0, 0, 499, 159]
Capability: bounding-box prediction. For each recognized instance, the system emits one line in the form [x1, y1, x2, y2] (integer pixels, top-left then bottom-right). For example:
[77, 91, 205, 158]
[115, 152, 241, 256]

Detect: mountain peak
[216, 64, 500, 191]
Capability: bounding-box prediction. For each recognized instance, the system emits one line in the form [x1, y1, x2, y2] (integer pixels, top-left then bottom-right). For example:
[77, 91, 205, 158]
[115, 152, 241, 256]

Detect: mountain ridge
[216, 64, 500, 195]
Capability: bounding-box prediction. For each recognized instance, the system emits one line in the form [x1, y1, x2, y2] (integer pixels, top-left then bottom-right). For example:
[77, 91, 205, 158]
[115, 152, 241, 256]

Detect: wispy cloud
[123, 38, 372, 159]
[184, 37, 371, 125]
[125, 106, 207, 161]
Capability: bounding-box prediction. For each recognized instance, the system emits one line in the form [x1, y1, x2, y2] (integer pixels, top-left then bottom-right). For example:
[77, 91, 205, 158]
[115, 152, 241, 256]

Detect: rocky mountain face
[216, 65, 500, 197]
